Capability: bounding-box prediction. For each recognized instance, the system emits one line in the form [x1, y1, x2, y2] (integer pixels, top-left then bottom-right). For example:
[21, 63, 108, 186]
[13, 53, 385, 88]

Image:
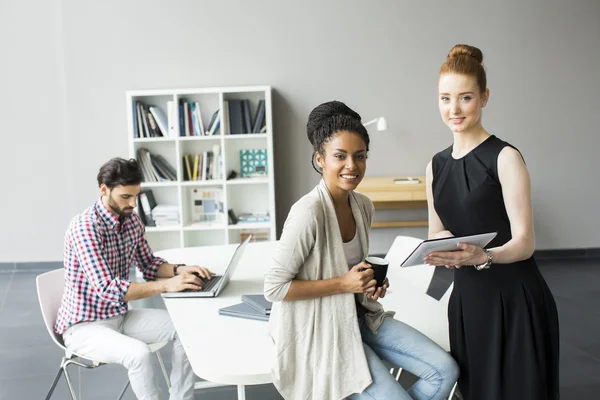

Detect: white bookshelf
[126, 86, 276, 251]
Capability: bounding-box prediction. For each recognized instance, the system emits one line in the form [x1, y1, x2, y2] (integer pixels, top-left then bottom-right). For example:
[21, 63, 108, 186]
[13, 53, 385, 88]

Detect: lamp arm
[362, 118, 377, 127]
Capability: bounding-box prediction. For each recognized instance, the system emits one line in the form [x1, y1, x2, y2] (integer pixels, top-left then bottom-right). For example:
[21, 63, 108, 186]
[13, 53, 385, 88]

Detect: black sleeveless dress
[432, 135, 560, 400]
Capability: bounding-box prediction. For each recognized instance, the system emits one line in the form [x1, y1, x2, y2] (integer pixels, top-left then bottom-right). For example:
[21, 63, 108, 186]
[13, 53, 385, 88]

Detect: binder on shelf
[149, 106, 168, 137]
[178, 100, 185, 137]
[132, 101, 139, 138]
[194, 101, 205, 135]
[227, 100, 244, 134]
[222, 100, 230, 135]
[252, 100, 266, 133]
[139, 190, 157, 227]
[242, 99, 252, 133]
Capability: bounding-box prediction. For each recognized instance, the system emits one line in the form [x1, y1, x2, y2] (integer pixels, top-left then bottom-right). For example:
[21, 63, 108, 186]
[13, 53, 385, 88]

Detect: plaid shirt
[55, 199, 166, 334]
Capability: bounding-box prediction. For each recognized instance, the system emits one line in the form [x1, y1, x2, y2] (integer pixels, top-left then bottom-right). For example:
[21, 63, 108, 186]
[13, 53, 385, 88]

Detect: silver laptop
[161, 235, 251, 298]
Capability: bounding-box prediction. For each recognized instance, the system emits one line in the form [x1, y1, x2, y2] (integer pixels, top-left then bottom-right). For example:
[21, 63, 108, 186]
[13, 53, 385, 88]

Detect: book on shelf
[137, 148, 176, 182]
[133, 101, 167, 138]
[182, 145, 222, 181]
[225, 98, 266, 135]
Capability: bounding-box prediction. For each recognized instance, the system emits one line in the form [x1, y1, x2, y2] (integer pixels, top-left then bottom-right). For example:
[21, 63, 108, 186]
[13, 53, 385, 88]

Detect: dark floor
[0, 258, 598, 399]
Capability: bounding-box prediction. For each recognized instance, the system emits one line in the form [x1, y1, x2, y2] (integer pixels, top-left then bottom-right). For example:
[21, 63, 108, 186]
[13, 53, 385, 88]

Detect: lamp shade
[363, 117, 388, 132]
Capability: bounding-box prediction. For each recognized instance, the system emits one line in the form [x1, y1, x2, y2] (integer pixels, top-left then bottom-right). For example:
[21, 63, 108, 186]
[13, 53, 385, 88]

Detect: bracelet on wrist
[173, 263, 186, 276]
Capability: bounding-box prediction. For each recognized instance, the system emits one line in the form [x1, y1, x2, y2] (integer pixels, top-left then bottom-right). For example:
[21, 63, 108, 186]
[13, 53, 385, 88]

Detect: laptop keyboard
[182, 276, 222, 293]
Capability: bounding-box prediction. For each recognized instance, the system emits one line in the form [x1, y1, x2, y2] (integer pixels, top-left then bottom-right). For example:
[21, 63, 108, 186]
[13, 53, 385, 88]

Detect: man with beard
[55, 158, 210, 400]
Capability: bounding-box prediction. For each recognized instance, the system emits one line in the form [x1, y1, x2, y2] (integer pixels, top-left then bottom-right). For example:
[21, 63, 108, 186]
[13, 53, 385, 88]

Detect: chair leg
[45, 365, 65, 400]
[117, 380, 130, 400]
[448, 381, 458, 399]
[62, 363, 78, 400]
[156, 351, 170, 388]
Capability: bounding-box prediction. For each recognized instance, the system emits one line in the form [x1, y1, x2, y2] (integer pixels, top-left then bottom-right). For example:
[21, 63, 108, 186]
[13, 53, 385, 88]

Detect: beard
[107, 194, 134, 218]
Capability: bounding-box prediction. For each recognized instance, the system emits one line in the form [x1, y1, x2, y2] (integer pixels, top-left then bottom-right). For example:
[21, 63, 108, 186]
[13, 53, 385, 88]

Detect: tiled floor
[0, 258, 598, 399]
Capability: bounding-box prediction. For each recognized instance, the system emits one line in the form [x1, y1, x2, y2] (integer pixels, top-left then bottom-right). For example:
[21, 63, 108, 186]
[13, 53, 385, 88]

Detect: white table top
[156, 241, 450, 385]
[156, 241, 277, 386]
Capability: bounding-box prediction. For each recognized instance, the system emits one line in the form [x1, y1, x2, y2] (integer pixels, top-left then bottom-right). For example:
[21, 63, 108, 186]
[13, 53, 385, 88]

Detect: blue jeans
[350, 314, 459, 400]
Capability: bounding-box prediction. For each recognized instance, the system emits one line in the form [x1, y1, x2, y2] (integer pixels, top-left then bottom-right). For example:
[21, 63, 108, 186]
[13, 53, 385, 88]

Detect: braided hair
[306, 101, 369, 174]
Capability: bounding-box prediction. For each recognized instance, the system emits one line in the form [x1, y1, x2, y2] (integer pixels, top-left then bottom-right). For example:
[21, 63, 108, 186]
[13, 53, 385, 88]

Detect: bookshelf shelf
[141, 182, 179, 188]
[181, 180, 225, 187]
[182, 223, 227, 231]
[127, 85, 276, 252]
[179, 136, 222, 142]
[145, 226, 181, 232]
[133, 137, 177, 143]
[223, 133, 268, 140]
[226, 178, 269, 185]
[228, 222, 271, 230]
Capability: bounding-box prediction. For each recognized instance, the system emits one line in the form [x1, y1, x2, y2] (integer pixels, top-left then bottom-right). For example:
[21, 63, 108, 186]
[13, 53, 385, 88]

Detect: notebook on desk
[241, 294, 272, 315]
[161, 235, 251, 298]
[219, 302, 270, 322]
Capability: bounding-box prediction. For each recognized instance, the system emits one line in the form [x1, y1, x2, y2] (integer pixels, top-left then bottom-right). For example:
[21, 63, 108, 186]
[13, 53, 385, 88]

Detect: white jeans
[63, 308, 195, 400]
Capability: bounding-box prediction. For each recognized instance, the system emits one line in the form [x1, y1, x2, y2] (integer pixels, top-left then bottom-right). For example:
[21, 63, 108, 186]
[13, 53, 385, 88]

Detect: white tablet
[400, 232, 498, 267]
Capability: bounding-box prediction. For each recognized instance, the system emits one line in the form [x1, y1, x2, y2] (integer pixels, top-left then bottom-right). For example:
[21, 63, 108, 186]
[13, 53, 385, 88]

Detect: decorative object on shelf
[190, 188, 224, 223]
[240, 149, 268, 178]
[362, 116, 388, 131]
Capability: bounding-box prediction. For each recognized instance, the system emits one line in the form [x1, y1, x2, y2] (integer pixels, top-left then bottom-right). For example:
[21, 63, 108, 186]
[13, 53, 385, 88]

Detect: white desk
[156, 241, 450, 399]
[156, 241, 277, 400]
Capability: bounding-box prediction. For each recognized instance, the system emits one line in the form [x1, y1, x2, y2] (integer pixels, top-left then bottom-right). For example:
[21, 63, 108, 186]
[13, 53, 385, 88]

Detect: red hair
[439, 44, 487, 93]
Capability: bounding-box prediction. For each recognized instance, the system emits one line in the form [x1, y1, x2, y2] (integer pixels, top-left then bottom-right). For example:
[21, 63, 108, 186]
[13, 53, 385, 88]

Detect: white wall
[1, 0, 599, 261]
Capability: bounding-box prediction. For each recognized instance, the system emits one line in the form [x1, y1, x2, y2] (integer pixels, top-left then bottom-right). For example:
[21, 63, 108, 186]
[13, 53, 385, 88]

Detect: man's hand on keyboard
[178, 265, 215, 280]
[165, 267, 214, 293]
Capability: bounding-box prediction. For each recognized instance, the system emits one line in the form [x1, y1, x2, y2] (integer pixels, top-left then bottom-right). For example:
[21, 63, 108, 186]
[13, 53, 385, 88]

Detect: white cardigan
[264, 181, 395, 400]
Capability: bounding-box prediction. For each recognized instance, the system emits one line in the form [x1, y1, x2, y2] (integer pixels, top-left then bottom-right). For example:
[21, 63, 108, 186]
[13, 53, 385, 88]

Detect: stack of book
[151, 205, 180, 227]
[218, 294, 271, 322]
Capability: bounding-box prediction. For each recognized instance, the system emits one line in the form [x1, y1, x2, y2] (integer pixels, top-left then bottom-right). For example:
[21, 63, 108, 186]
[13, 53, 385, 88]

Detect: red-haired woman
[425, 44, 560, 400]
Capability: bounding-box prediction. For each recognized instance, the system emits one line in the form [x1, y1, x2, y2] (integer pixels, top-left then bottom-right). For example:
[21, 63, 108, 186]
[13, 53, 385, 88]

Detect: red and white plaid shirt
[55, 199, 166, 335]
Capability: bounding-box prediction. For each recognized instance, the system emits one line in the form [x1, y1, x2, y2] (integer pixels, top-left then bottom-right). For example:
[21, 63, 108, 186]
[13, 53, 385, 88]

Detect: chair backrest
[384, 235, 437, 293]
[36, 269, 68, 351]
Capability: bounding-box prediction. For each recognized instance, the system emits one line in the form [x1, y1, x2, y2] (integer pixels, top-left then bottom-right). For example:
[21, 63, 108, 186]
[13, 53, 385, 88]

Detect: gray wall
[1, 0, 598, 261]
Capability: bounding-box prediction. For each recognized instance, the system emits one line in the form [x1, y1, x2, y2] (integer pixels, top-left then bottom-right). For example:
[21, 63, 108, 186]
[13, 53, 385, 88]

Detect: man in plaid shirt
[56, 158, 212, 400]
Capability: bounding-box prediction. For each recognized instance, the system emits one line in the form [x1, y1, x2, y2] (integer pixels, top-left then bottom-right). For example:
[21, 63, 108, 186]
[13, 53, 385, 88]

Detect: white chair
[36, 269, 170, 400]
[381, 236, 458, 399]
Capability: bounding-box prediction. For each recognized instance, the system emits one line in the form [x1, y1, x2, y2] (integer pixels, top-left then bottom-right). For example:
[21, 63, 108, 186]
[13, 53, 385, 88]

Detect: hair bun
[306, 100, 362, 144]
[447, 44, 483, 64]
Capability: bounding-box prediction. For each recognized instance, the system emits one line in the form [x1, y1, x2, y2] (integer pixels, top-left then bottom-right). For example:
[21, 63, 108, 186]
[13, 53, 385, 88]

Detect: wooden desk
[356, 176, 428, 228]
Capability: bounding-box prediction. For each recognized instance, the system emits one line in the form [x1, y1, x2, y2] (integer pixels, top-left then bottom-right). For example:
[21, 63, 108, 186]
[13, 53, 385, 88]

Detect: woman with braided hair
[265, 100, 458, 400]
[425, 44, 560, 399]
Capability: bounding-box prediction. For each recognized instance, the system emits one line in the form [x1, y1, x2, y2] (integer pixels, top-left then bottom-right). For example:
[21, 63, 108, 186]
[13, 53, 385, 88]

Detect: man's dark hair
[306, 101, 369, 174]
[97, 158, 143, 189]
